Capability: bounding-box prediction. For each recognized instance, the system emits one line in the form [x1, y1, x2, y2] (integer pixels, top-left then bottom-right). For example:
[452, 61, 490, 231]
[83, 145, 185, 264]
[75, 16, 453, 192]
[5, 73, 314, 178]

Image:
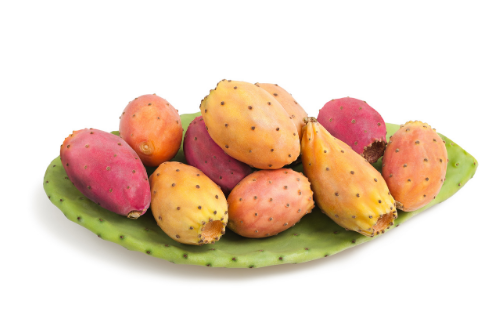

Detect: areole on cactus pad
[43, 112, 478, 268]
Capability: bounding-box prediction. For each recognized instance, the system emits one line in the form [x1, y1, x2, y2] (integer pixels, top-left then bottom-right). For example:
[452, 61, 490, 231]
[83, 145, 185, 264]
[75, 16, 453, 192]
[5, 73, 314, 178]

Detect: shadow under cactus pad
[43, 113, 478, 268]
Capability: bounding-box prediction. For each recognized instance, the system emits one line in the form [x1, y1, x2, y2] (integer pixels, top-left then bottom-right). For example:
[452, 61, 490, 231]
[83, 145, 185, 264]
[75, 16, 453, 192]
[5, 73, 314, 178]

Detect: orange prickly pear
[382, 121, 448, 212]
[201, 80, 300, 169]
[301, 117, 397, 237]
[255, 83, 308, 140]
[119, 94, 183, 167]
[149, 162, 228, 245]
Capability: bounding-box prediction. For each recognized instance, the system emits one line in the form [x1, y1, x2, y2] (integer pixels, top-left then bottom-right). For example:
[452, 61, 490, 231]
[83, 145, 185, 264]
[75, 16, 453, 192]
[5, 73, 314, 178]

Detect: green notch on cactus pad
[43, 113, 478, 268]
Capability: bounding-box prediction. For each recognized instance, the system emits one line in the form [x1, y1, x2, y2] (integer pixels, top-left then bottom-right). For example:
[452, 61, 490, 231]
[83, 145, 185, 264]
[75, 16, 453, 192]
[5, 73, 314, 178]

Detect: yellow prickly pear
[301, 117, 397, 237]
[201, 80, 300, 169]
[149, 162, 228, 245]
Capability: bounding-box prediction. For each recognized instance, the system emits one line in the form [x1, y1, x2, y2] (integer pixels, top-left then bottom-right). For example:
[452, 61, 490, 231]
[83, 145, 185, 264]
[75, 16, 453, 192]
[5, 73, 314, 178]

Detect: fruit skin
[60, 128, 151, 219]
[256, 83, 308, 140]
[119, 94, 183, 167]
[201, 80, 300, 169]
[318, 97, 387, 163]
[227, 169, 314, 238]
[382, 121, 448, 212]
[183, 116, 252, 195]
[149, 162, 228, 245]
[301, 118, 397, 237]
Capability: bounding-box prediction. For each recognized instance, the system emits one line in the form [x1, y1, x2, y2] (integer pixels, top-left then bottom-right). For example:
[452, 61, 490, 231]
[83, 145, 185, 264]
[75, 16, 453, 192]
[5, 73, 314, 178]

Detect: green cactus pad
[43, 113, 478, 268]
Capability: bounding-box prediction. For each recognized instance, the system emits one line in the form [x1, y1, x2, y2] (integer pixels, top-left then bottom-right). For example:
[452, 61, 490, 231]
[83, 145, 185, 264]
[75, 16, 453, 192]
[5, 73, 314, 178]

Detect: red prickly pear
[227, 169, 314, 238]
[183, 116, 252, 195]
[119, 94, 183, 167]
[60, 129, 151, 219]
[318, 97, 387, 163]
[382, 121, 448, 211]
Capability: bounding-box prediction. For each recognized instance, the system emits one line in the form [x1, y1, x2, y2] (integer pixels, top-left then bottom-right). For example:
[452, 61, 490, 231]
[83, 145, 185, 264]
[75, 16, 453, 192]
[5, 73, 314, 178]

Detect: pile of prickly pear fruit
[58, 79, 459, 247]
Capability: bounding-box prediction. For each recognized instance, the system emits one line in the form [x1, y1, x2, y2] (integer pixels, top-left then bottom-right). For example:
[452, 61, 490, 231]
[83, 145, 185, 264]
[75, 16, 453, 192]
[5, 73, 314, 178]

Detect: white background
[1, 1, 498, 332]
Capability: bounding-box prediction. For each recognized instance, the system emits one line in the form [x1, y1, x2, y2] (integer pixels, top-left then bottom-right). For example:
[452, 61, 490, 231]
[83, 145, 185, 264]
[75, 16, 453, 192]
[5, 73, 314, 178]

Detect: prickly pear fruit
[256, 83, 308, 140]
[201, 80, 300, 169]
[60, 129, 151, 219]
[149, 162, 228, 245]
[318, 97, 387, 163]
[227, 169, 314, 238]
[119, 94, 183, 167]
[382, 121, 447, 212]
[301, 118, 397, 237]
[183, 116, 252, 195]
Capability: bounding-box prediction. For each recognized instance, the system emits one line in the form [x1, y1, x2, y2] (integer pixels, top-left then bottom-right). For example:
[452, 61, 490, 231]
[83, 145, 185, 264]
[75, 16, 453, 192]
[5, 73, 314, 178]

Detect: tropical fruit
[60, 128, 151, 219]
[119, 94, 183, 166]
[318, 97, 387, 163]
[149, 162, 228, 245]
[201, 80, 300, 169]
[183, 116, 252, 195]
[301, 117, 397, 236]
[382, 121, 448, 211]
[227, 169, 314, 238]
[256, 83, 308, 140]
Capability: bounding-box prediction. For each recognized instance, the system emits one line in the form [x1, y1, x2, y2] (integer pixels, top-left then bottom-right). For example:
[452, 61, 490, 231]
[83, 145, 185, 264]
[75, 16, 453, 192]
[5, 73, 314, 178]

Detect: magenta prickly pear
[60, 129, 151, 219]
[318, 97, 387, 163]
[183, 116, 252, 195]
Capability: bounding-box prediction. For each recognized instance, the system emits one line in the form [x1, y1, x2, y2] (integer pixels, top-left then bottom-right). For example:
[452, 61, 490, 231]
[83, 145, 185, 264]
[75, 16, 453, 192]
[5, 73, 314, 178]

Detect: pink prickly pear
[183, 116, 252, 195]
[227, 169, 314, 238]
[318, 97, 387, 163]
[60, 129, 151, 219]
[382, 121, 448, 211]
